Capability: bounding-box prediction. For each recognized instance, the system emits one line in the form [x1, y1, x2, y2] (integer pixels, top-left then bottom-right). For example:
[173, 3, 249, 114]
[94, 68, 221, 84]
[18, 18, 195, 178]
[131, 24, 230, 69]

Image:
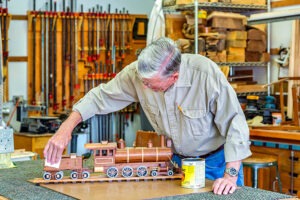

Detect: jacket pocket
[181, 109, 209, 137]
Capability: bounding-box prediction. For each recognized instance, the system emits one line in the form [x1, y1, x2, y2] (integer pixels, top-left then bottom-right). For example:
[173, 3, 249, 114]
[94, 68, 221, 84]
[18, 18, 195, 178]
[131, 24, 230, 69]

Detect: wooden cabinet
[244, 145, 300, 196]
[14, 132, 53, 159]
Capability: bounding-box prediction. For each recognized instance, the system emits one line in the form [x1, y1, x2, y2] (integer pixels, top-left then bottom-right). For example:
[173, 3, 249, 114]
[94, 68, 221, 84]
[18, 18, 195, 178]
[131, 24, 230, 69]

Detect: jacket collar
[175, 56, 192, 88]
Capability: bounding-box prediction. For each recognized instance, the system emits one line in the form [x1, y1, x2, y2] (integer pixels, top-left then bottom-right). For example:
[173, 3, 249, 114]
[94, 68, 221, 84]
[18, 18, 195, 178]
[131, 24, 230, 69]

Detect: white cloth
[147, 0, 165, 45]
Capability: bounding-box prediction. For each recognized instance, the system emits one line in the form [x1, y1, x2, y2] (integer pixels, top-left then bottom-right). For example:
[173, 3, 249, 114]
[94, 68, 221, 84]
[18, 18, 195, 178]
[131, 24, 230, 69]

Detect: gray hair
[137, 37, 181, 79]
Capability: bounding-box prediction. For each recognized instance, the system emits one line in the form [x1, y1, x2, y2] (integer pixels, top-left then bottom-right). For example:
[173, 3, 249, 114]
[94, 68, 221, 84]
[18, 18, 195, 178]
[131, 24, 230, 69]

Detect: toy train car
[43, 138, 178, 180]
[43, 154, 90, 180]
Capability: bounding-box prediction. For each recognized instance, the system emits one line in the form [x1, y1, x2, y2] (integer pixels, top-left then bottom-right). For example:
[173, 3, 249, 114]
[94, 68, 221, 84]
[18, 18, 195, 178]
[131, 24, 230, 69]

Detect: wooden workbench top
[250, 128, 300, 145]
[42, 179, 213, 200]
[14, 132, 54, 137]
[0, 160, 294, 200]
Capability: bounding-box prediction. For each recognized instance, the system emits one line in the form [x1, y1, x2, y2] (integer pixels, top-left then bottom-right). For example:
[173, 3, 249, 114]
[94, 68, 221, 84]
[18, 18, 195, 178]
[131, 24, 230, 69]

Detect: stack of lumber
[207, 12, 247, 30]
[201, 32, 227, 62]
[246, 28, 267, 62]
[207, 12, 247, 62]
[226, 31, 247, 62]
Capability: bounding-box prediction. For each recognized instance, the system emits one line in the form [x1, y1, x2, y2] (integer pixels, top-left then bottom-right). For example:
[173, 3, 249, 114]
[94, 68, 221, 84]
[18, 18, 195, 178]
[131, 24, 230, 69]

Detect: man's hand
[43, 124, 72, 164]
[212, 160, 241, 195]
[43, 111, 82, 164]
[212, 176, 238, 195]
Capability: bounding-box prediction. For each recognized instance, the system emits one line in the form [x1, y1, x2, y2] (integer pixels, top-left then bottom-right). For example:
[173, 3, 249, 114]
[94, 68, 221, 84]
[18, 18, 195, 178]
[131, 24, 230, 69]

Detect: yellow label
[181, 160, 205, 188]
[198, 10, 207, 19]
[182, 165, 195, 186]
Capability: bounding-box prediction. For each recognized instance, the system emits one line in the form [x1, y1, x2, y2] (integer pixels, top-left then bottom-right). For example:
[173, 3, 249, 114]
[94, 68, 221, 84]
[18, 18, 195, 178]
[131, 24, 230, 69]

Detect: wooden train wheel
[122, 166, 133, 177]
[82, 171, 90, 179]
[107, 167, 118, 178]
[137, 166, 148, 177]
[151, 170, 158, 177]
[55, 171, 64, 180]
[70, 171, 78, 179]
[167, 170, 174, 176]
[43, 172, 51, 180]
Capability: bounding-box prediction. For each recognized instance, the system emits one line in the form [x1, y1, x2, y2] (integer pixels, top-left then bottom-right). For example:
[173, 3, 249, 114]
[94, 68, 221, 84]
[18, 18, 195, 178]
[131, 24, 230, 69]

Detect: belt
[175, 144, 224, 159]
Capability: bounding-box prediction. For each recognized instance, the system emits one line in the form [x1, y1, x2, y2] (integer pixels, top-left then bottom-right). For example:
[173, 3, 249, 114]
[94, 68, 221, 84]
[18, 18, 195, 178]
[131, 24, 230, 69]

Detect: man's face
[141, 72, 179, 92]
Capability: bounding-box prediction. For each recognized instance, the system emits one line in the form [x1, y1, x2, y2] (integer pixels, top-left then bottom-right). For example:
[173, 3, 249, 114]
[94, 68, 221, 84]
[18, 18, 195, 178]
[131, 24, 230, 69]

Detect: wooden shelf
[163, 2, 267, 13]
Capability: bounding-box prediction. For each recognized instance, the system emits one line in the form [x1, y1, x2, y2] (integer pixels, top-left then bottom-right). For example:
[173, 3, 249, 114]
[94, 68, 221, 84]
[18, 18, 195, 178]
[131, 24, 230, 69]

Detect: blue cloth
[172, 149, 244, 186]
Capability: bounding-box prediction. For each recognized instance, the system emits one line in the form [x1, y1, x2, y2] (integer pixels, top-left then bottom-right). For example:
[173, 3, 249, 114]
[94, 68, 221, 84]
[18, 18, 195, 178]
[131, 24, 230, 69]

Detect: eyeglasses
[137, 72, 177, 92]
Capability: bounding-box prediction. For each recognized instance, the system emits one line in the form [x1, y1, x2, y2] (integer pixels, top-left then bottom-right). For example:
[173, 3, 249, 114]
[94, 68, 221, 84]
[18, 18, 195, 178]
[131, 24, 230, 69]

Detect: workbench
[0, 160, 294, 200]
[13, 132, 54, 159]
[248, 128, 300, 195]
[250, 128, 300, 145]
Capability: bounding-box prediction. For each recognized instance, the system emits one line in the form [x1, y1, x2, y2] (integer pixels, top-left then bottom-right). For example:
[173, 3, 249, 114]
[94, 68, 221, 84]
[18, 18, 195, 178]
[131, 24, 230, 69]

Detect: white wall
[253, 5, 300, 84]
[8, 0, 155, 100]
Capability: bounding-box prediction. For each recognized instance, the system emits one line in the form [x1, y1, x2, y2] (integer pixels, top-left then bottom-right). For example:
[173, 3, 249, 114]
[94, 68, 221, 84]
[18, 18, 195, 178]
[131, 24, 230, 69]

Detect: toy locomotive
[43, 137, 179, 180]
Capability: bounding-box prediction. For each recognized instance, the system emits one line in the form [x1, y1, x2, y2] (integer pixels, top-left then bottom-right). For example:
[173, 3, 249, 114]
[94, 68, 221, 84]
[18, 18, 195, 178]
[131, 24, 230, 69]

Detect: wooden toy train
[43, 136, 180, 181]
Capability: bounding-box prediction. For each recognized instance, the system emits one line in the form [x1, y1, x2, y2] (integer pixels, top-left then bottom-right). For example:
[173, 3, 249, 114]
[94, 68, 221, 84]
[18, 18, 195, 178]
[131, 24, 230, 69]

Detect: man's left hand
[212, 176, 238, 195]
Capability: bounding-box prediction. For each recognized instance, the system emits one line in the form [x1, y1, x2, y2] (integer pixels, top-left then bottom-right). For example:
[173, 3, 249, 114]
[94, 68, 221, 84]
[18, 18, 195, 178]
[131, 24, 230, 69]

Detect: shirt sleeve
[209, 67, 252, 162]
[72, 64, 139, 121]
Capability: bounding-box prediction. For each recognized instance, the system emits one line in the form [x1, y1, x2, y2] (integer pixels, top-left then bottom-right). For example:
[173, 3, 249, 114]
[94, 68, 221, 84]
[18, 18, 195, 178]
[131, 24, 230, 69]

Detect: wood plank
[271, 48, 280, 55]
[251, 126, 300, 131]
[250, 129, 300, 145]
[288, 20, 300, 118]
[8, 56, 28, 62]
[272, 0, 300, 8]
[226, 31, 247, 40]
[11, 15, 27, 20]
[234, 84, 266, 93]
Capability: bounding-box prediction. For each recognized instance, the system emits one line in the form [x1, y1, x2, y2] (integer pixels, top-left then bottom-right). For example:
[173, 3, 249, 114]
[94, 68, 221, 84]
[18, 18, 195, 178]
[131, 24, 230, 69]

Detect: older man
[44, 37, 251, 195]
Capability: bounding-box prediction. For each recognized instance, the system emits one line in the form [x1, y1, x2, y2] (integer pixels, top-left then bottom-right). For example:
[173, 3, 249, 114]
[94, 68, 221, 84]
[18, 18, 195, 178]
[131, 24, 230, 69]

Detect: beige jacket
[73, 54, 252, 162]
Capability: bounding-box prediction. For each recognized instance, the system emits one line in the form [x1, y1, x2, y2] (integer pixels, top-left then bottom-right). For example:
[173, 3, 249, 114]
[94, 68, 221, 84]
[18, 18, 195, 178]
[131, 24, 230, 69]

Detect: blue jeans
[172, 149, 244, 186]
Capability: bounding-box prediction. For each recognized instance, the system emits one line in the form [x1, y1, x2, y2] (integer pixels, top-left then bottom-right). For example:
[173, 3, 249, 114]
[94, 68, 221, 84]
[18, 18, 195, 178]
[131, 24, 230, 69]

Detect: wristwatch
[225, 167, 238, 177]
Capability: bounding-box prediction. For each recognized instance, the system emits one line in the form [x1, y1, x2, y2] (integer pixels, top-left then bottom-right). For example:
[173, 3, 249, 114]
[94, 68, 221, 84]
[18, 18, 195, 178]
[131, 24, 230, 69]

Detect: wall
[253, 4, 300, 85]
